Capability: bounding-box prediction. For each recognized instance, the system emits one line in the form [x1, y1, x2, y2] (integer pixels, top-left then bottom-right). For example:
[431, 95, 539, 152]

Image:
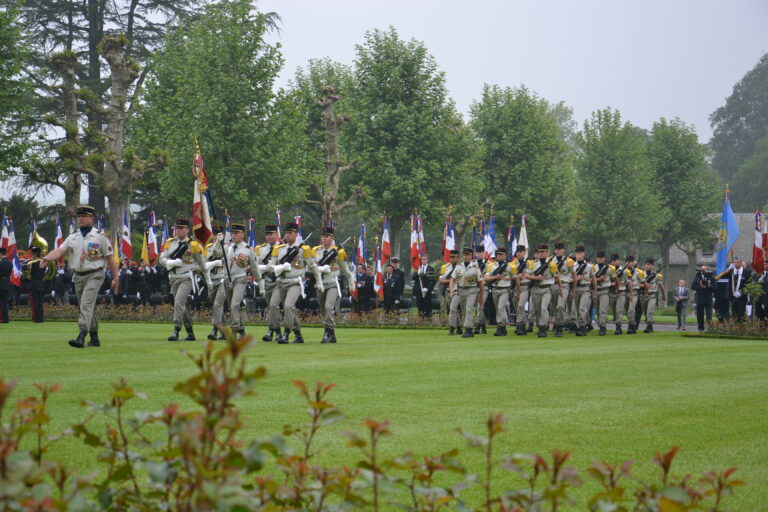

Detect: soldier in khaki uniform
[640, 257, 665, 333]
[625, 256, 645, 335]
[449, 247, 484, 338]
[41, 205, 119, 348]
[510, 245, 530, 336]
[159, 218, 208, 341]
[613, 255, 633, 335]
[223, 223, 263, 338]
[473, 245, 488, 334]
[483, 247, 515, 336]
[268, 222, 323, 344]
[551, 242, 574, 337]
[205, 226, 226, 341]
[440, 250, 461, 335]
[572, 245, 596, 336]
[313, 225, 354, 343]
[593, 251, 616, 336]
[255, 225, 282, 341]
[525, 244, 559, 338]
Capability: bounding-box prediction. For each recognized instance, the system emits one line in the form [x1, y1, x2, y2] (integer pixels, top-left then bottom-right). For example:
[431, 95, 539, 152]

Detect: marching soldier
[449, 247, 484, 338]
[483, 247, 515, 336]
[640, 257, 664, 333]
[256, 225, 282, 341]
[268, 222, 323, 344]
[473, 245, 488, 334]
[525, 244, 558, 338]
[551, 242, 574, 337]
[40, 205, 119, 348]
[613, 255, 632, 335]
[224, 223, 263, 338]
[626, 257, 646, 334]
[313, 225, 354, 343]
[205, 226, 226, 340]
[159, 218, 207, 341]
[439, 249, 461, 335]
[511, 245, 530, 336]
[24, 245, 47, 323]
[572, 245, 596, 336]
[593, 251, 616, 336]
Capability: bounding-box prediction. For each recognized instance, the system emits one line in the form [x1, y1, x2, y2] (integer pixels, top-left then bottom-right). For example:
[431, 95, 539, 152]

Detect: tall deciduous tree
[470, 84, 575, 243]
[648, 118, 720, 283]
[574, 108, 660, 250]
[131, 0, 303, 220]
[346, 27, 482, 254]
[709, 53, 768, 199]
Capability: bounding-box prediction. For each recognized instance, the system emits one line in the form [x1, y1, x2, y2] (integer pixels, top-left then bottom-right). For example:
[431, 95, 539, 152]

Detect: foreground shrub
[0, 329, 744, 511]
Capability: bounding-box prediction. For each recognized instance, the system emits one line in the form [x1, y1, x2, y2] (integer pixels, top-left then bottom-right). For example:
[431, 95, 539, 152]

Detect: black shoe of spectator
[87, 331, 100, 347]
[168, 328, 180, 342]
[292, 329, 304, 344]
[68, 330, 87, 349]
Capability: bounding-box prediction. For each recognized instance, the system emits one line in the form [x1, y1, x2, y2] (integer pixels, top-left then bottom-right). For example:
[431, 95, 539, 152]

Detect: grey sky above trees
[261, 0, 767, 141]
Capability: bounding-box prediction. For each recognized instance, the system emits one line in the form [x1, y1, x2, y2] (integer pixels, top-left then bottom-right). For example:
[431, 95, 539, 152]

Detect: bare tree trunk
[677, 240, 700, 286]
[309, 85, 361, 224]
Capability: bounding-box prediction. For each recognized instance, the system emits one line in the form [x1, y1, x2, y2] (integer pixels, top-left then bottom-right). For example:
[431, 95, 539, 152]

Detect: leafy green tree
[709, 53, 768, 199]
[731, 127, 768, 213]
[470, 84, 575, 243]
[574, 108, 660, 250]
[345, 27, 482, 253]
[648, 118, 720, 282]
[131, 0, 304, 221]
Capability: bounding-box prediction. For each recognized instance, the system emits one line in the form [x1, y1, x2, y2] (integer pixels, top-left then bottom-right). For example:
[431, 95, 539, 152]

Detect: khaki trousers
[643, 294, 657, 324]
[575, 286, 592, 328]
[269, 281, 302, 331]
[627, 293, 639, 326]
[475, 288, 489, 326]
[228, 276, 248, 330]
[615, 289, 627, 326]
[516, 286, 530, 327]
[209, 278, 227, 328]
[74, 270, 104, 333]
[551, 284, 568, 326]
[531, 285, 551, 327]
[264, 279, 280, 329]
[459, 287, 479, 329]
[169, 274, 193, 330]
[318, 284, 339, 329]
[492, 288, 510, 325]
[596, 288, 610, 328]
[448, 292, 462, 328]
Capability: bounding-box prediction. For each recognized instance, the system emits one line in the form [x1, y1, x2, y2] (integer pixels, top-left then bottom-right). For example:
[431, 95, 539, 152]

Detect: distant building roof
[665, 212, 756, 266]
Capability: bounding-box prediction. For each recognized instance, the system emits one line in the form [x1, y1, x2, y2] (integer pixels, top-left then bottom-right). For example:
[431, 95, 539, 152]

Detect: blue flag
[716, 190, 740, 277]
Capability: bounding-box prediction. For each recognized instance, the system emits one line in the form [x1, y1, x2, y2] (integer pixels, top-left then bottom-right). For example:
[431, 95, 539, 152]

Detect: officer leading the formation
[159, 218, 207, 341]
[41, 205, 119, 348]
[313, 225, 354, 343]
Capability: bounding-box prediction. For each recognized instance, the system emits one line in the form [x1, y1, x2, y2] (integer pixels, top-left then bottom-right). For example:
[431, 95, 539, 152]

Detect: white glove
[51, 290, 56, 297]
[165, 259, 182, 269]
[126, 270, 132, 275]
[216, 232, 224, 242]
[421, 287, 428, 294]
[259, 281, 265, 295]
[206, 279, 214, 290]
[733, 291, 741, 298]
[205, 260, 222, 270]
[316, 280, 325, 294]
[273, 263, 290, 276]
[258, 264, 270, 273]
[318, 264, 331, 274]
[395, 299, 400, 305]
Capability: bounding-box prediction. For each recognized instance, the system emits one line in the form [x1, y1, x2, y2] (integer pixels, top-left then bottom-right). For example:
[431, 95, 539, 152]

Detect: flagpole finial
[194, 136, 201, 154]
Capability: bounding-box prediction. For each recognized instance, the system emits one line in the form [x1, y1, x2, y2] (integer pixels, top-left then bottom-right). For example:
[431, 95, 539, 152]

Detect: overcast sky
[259, 0, 768, 141]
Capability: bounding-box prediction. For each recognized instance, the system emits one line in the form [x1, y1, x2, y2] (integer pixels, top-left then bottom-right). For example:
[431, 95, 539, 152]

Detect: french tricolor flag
[381, 216, 391, 264]
[752, 211, 765, 274]
[121, 209, 132, 260]
[356, 223, 366, 264]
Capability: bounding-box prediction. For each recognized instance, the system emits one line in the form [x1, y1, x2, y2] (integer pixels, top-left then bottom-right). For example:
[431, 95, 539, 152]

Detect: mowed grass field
[2, 321, 767, 509]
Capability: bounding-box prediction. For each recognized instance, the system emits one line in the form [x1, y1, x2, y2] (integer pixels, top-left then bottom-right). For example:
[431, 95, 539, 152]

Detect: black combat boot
[614, 324, 623, 335]
[515, 324, 527, 336]
[68, 330, 88, 348]
[473, 326, 481, 335]
[449, 327, 455, 335]
[554, 325, 564, 338]
[493, 326, 504, 336]
[167, 328, 181, 342]
[321, 328, 331, 343]
[527, 323, 534, 333]
[599, 326, 607, 336]
[537, 326, 547, 338]
[292, 329, 304, 344]
[276, 328, 288, 344]
[87, 331, 100, 347]
[462, 327, 474, 338]
[236, 329, 245, 339]
[627, 324, 637, 334]
[183, 328, 196, 341]
[644, 324, 654, 333]
[207, 327, 218, 341]
[262, 328, 275, 342]
[480, 325, 487, 334]
[327, 329, 337, 343]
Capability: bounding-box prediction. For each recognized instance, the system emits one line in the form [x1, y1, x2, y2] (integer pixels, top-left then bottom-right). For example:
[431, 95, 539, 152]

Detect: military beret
[496, 247, 507, 254]
[449, 249, 459, 255]
[596, 250, 606, 258]
[516, 245, 527, 253]
[284, 222, 299, 232]
[264, 224, 278, 233]
[76, 205, 95, 216]
[625, 255, 635, 262]
[645, 257, 655, 264]
[554, 242, 565, 249]
[231, 223, 246, 233]
[575, 245, 586, 252]
[322, 226, 335, 235]
[175, 218, 190, 228]
[463, 247, 474, 254]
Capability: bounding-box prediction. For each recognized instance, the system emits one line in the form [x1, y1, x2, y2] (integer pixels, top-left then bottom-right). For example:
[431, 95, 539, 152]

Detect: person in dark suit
[692, 265, 714, 332]
[758, 270, 768, 322]
[412, 253, 436, 318]
[383, 263, 402, 313]
[24, 246, 47, 323]
[0, 247, 12, 323]
[390, 257, 406, 299]
[728, 257, 752, 322]
[673, 279, 690, 330]
[714, 268, 732, 323]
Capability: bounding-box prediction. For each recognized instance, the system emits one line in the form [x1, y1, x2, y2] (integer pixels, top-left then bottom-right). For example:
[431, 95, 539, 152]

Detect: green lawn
[1, 321, 766, 508]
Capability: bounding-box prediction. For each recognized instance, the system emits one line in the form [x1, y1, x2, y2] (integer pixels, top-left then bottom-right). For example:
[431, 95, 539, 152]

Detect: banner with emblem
[716, 187, 740, 277]
[192, 139, 214, 250]
[484, 214, 497, 259]
[518, 215, 529, 258]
